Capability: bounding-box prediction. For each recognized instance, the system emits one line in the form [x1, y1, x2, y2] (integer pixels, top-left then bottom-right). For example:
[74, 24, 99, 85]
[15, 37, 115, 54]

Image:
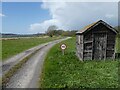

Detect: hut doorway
[93, 33, 106, 60]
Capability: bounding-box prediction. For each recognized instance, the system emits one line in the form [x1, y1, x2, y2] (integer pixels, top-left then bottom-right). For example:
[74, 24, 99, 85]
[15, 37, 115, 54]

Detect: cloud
[105, 14, 115, 19]
[0, 13, 5, 17]
[30, 19, 61, 33]
[29, 2, 118, 33]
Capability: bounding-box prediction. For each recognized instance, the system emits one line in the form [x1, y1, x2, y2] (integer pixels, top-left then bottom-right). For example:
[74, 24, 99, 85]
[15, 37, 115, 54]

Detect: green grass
[116, 37, 120, 53]
[40, 37, 119, 88]
[2, 36, 62, 60]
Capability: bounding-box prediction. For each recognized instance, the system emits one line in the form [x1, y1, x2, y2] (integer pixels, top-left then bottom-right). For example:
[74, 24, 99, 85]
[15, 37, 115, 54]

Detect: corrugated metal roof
[76, 20, 118, 34]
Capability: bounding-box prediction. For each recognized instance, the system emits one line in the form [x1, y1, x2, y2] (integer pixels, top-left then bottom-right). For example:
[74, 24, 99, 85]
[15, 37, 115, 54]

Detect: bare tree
[46, 25, 58, 37]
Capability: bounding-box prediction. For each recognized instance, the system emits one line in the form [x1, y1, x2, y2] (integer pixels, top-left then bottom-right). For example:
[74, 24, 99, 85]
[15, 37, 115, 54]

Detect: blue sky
[1, 2, 118, 34]
[2, 2, 50, 34]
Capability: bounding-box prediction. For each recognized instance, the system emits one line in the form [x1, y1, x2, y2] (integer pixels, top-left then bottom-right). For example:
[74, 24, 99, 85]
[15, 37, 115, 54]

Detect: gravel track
[1, 38, 67, 76]
[1, 43, 50, 77]
[4, 37, 70, 88]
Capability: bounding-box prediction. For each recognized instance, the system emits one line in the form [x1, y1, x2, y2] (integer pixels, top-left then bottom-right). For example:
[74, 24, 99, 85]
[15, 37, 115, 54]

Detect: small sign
[60, 44, 67, 55]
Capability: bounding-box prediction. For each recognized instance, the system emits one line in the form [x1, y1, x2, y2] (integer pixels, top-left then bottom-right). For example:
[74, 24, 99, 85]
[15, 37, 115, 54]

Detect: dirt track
[4, 37, 70, 88]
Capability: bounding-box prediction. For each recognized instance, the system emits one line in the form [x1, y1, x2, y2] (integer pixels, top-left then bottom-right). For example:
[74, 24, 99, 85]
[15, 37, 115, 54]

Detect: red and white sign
[61, 44, 67, 50]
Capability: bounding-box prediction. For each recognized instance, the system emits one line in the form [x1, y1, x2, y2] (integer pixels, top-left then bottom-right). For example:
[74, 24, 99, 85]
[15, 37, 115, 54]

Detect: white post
[62, 49, 64, 55]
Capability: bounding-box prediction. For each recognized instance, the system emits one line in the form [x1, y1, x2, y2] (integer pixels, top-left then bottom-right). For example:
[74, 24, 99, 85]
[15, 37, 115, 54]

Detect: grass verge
[40, 37, 119, 88]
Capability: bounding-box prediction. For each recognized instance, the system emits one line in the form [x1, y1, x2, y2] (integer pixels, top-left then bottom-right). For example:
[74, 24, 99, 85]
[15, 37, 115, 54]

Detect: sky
[1, 0, 119, 34]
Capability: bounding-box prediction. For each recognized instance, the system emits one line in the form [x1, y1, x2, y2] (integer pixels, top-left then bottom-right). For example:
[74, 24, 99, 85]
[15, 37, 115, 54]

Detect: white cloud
[29, 2, 118, 33]
[0, 13, 5, 17]
[105, 14, 115, 18]
[30, 19, 61, 33]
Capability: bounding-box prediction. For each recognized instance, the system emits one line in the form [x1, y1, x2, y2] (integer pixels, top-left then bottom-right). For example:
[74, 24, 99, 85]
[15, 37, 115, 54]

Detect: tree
[46, 25, 58, 37]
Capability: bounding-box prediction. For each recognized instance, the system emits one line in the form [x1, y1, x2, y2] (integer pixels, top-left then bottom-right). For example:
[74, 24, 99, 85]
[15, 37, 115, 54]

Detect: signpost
[60, 44, 67, 55]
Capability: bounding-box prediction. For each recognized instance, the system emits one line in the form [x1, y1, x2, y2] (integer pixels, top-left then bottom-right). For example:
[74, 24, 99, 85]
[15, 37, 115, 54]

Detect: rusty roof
[76, 20, 118, 34]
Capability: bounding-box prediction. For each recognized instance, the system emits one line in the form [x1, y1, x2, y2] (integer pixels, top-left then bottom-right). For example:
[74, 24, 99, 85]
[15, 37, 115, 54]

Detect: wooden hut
[76, 20, 118, 60]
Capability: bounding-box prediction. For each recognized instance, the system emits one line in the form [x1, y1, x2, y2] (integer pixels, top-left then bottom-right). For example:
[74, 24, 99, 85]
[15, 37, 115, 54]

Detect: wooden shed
[76, 20, 118, 60]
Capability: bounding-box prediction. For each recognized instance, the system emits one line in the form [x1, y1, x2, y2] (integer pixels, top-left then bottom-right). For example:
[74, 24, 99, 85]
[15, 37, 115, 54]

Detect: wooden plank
[82, 35, 84, 60]
[84, 56, 92, 59]
[107, 45, 115, 50]
[84, 41, 93, 44]
[92, 33, 94, 60]
[84, 50, 92, 52]
[105, 33, 107, 60]
[113, 36, 117, 59]
[84, 45, 92, 50]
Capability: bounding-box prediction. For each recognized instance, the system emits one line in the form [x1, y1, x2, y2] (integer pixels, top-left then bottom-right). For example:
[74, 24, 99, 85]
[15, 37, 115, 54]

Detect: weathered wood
[84, 41, 93, 44]
[76, 20, 117, 60]
[92, 34, 94, 60]
[84, 50, 92, 52]
[93, 33, 106, 60]
[76, 35, 84, 60]
[104, 33, 107, 60]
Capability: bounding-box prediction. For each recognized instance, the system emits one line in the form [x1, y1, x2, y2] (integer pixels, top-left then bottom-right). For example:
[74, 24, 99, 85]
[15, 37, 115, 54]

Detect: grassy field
[2, 36, 62, 60]
[40, 37, 119, 88]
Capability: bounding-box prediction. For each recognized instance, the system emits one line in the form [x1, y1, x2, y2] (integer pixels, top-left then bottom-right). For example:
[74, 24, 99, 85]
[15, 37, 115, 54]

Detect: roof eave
[76, 20, 119, 35]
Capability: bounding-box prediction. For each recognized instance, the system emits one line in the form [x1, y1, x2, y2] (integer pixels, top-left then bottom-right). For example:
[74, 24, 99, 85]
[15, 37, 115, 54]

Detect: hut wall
[92, 23, 116, 59]
[106, 30, 116, 59]
[76, 35, 84, 60]
[92, 24, 108, 60]
[83, 31, 93, 60]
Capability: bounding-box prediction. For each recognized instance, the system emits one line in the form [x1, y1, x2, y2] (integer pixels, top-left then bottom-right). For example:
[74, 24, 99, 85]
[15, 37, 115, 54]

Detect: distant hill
[1, 33, 45, 38]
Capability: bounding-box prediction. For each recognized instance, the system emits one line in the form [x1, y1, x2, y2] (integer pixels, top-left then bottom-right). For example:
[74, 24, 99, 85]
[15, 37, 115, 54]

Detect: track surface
[4, 37, 70, 88]
[1, 42, 52, 76]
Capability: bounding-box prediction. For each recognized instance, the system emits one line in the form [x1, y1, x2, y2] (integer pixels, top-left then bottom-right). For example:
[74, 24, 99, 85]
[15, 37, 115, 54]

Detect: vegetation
[46, 25, 77, 37]
[46, 25, 58, 37]
[46, 29, 77, 37]
[116, 37, 120, 53]
[40, 37, 119, 88]
[2, 36, 62, 60]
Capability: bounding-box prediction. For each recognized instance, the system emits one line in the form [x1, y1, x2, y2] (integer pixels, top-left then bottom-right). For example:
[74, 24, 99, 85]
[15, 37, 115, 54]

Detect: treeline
[46, 25, 77, 37]
[46, 30, 77, 37]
